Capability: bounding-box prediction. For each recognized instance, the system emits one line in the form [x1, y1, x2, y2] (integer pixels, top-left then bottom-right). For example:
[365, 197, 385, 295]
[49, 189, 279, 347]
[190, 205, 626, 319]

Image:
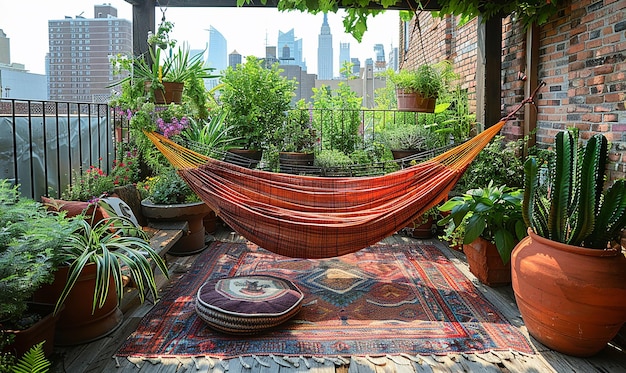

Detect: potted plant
[277, 107, 317, 173]
[33, 201, 169, 346]
[389, 63, 447, 112]
[380, 124, 442, 163]
[0, 180, 77, 357]
[140, 168, 211, 255]
[218, 56, 296, 167]
[438, 182, 527, 286]
[512, 129, 626, 357]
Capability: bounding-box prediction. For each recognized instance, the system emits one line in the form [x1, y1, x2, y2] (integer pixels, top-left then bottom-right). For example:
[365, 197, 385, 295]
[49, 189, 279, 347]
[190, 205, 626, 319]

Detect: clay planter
[5, 303, 60, 358]
[407, 215, 435, 239]
[464, 237, 511, 287]
[224, 149, 263, 169]
[141, 199, 211, 256]
[279, 152, 315, 174]
[511, 229, 626, 357]
[396, 89, 436, 112]
[144, 81, 184, 104]
[33, 264, 123, 346]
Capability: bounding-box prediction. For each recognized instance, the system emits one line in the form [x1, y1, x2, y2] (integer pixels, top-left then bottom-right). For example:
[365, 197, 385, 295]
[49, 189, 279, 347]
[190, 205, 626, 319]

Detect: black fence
[0, 99, 114, 199]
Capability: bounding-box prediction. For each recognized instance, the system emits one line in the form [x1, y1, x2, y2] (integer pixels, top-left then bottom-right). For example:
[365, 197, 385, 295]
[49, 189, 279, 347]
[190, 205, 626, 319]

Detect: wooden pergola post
[475, 15, 503, 130]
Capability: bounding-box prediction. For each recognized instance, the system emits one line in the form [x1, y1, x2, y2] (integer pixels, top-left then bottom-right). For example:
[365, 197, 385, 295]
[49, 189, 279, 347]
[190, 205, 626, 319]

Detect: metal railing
[0, 99, 113, 199]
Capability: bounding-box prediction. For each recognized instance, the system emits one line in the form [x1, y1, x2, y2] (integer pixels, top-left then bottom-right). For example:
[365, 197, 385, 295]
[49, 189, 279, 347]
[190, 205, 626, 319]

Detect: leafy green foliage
[238, 0, 561, 41]
[0, 180, 78, 322]
[10, 341, 50, 373]
[144, 168, 198, 205]
[314, 149, 354, 169]
[523, 130, 626, 248]
[55, 212, 169, 315]
[219, 56, 296, 151]
[439, 182, 526, 264]
[389, 63, 447, 99]
[310, 82, 362, 155]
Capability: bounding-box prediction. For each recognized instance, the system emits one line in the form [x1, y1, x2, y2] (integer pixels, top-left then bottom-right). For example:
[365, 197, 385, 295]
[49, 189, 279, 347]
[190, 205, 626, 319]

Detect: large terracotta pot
[407, 215, 435, 239]
[144, 81, 184, 104]
[141, 199, 211, 256]
[5, 303, 60, 358]
[511, 229, 626, 357]
[33, 264, 123, 346]
[279, 152, 315, 174]
[396, 89, 436, 112]
[465, 237, 511, 287]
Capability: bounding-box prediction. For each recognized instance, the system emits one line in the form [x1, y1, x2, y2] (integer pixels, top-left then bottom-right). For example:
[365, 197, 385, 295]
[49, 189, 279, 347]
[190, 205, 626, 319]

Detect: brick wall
[401, 0, 626, 181]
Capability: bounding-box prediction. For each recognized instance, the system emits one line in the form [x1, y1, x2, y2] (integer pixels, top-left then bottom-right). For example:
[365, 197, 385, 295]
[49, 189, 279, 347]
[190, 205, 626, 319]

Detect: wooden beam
[524, 23, 539, 154]
[125, 0, 442, 11]
[476, 15, 503, 129]
[132, 0, 155, 58]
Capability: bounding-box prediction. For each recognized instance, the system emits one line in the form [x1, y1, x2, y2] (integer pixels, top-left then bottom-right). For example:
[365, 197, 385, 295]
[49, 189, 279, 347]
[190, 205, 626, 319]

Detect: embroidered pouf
[195, 275, 304, 334]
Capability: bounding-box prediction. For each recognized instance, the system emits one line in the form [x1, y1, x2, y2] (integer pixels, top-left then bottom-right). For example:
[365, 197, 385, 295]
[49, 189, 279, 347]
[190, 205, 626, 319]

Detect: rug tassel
[220, 359, 229, 371]
[418, 355, 438, 366]
[191, 356, 200, 369]
[386, 354, 410, 365]
[312, 356, 326, 364]
[281, 355, 301, 368]
[399, 353, 422, 364]
[253, 354, 271, 367]
[126, 357, 141, 369]
[432, 354, 447, 363]
[113, 356, 120, 368]
[270, 354, 292, 368]
[475, 352, 501, 364]
[300, 356, 311, 369]
[205, 356, 215, 369]
[239, 356, 251, 369]
[365, 355, 387, 366]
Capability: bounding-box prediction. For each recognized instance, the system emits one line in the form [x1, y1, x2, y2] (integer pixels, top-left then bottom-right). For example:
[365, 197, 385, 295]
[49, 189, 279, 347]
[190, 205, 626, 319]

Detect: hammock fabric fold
[145, 120, 506, 259]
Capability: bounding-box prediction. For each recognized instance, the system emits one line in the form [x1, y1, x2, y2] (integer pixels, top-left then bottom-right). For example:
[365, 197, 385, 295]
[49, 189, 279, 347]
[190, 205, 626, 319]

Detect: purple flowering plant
[130, 102, 190, 139]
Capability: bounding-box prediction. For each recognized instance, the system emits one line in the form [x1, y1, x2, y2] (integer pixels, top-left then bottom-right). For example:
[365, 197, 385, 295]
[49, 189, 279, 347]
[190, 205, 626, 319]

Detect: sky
[0, 1, 400, 76]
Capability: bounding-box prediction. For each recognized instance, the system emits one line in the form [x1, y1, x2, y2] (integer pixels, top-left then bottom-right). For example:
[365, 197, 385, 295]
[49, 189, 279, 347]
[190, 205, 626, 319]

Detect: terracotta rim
[527, 228, 620, 258]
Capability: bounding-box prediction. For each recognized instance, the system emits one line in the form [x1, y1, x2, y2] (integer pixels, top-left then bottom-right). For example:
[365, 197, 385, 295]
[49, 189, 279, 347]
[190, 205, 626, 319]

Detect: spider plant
[54, 204, 169, 314]
[523, 129, 626, 248]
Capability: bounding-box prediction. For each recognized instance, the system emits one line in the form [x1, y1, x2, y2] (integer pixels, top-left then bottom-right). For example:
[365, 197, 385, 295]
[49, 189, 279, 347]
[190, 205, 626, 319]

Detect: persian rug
[116, 241, 533, 358]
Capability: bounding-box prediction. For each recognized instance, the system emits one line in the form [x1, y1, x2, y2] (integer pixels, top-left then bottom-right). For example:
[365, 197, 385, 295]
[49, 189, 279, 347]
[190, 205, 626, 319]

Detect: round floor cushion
[195, 275, 304, 334]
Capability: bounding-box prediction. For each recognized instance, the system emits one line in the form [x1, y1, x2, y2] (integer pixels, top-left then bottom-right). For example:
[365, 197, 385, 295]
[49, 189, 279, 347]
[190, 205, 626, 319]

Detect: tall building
[373, 44, 386, 71]
[229, 50, 242, 68]
[388, 46, 399, 71]
[0, 30, 10, 65]
[47, 5, 132, 102]
[339, 42, 350, 76]
[277, 29, 306, 70]
[351, 58, 361, 75]
[317, 13, 333, 80]
[206, 26, 227, 89]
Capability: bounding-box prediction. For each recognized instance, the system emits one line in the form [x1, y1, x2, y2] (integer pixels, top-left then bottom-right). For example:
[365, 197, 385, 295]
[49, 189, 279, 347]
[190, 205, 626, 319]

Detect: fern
[11, 341, 50, 373]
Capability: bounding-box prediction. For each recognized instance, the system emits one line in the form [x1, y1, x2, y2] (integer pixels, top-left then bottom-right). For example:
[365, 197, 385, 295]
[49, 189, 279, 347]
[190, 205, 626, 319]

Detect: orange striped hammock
[145, 120, 506, 259]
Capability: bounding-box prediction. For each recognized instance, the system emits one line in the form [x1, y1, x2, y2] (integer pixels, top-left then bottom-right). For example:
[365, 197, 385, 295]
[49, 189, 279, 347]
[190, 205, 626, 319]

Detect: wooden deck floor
[50, 226, 626, 373]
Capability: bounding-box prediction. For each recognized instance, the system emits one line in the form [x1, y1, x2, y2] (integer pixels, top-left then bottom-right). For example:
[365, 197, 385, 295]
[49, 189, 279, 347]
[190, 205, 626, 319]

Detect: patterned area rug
[117, 241, 533, 358]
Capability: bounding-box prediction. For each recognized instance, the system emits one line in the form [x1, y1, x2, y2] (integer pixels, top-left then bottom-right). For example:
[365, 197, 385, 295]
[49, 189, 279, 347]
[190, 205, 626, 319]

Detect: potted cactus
[512, 129, 626, 357]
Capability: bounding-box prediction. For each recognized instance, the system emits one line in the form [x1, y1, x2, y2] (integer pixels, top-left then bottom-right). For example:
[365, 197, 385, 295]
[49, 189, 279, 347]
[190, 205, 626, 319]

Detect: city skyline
[0, 1, 400, 77]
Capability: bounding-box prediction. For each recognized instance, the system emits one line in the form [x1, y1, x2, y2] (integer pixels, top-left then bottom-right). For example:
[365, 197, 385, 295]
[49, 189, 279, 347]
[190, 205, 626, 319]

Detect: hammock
[144, 120, 506, 259]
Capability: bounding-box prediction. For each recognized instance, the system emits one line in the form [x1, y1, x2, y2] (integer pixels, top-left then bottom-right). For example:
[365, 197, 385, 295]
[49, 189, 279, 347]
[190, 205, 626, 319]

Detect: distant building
[206, 26, 227, 89]
[279, 64, 315, 104]
[277, 29, 306, 71]
[351, 58, 361, 75]
[229, 50, 242, 68]
[47, 5, 132, 102]
[0, 29, 10, 65]
[339, 42, 350, 76]
[373, 44, 386, 71]
[317, 13, 333, 80]
[388, 46, 399, 71]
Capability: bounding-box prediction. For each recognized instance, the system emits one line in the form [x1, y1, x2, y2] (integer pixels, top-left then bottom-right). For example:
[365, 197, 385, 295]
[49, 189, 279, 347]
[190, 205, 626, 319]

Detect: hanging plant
[236, 0, 562, 42]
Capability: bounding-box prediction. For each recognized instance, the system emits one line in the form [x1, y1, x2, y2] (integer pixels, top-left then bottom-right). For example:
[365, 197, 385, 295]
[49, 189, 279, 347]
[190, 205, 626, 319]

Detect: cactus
[522, 130, 626, 248]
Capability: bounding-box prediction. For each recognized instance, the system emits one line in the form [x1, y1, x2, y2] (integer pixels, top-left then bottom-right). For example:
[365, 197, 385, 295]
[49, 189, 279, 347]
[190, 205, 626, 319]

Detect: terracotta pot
[144, 81, 184, 104]
[141, 199, 211, 256]
[224, 148, 263, 168]
[511, 229, 626, 357]
[396, 89, 436, 112]
[464, 237, 511, 287]
[279, 152, 315, 174]
[407, 215, 435, 238]
[33, 264, 123, 346]
[5, 303, 60, 358]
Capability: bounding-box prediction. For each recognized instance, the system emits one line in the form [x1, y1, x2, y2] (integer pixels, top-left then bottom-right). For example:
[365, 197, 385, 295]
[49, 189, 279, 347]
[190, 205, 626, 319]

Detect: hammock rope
[144, 120, 504, 258]
[144, 82, 544, 258]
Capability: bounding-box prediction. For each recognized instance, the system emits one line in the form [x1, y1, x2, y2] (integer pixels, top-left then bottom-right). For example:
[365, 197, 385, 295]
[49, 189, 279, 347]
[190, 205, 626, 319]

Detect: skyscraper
[206, 26, 227, 89]
[339, 42, 350, 76]
[317, 13, 333, 80]
[277, 29, 306, 70]
[373, 44, 386, 70]
[47, 5, 132, 102]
